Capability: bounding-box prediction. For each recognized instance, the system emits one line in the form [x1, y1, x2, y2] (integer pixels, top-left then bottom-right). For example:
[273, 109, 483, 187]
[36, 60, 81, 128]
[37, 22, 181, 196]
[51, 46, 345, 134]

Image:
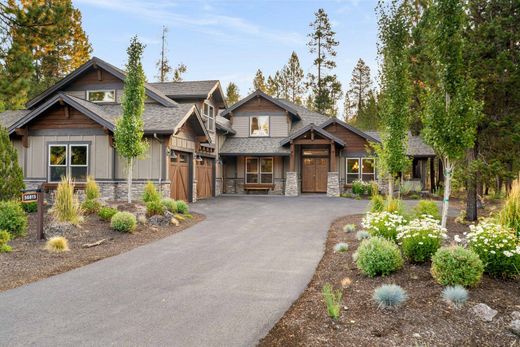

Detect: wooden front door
[302, 157, 329, 193]
[196, 157, 213, 199]
[170, 152, 190, 202]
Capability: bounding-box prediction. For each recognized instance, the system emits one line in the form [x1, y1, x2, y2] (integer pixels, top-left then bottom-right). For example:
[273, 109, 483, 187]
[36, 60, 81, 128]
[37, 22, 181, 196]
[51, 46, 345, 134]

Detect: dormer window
[250, 116, 269, 137]
[203, 101, 215, 132]
[87, 90, 115, 103]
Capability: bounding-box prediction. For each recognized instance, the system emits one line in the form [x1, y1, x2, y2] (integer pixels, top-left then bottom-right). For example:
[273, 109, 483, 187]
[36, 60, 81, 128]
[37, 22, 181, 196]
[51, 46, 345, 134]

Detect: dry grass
[45, 236, 70, 253]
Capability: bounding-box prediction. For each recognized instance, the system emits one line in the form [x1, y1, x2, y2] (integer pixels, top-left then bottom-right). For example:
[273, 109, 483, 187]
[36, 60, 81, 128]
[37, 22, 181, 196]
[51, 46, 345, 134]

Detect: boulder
[472, 303, 498, 322]
[509, 320, 520, 337]
[44, 221, 76, 238]
[170, 218, 180, 227]
[148, 214, 169, 227]
[511, 311, 520, 320]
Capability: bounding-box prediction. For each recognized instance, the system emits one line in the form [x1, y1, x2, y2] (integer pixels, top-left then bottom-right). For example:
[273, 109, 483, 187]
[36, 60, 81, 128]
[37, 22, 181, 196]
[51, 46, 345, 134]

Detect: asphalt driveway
[0, 196, 368, 346]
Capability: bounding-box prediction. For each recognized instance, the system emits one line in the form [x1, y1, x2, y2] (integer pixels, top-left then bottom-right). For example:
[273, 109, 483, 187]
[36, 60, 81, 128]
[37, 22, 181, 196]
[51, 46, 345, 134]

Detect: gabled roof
[220, 137, 290, 156]
[26, 57, 177, 109]
[216, 115, 236, 134]
[280, 123, 345, 146]
[219, 90, 301, 120]
[9, 92, 115, 134]
[365, 131, 435, 157]
[319, 117, 381, 143]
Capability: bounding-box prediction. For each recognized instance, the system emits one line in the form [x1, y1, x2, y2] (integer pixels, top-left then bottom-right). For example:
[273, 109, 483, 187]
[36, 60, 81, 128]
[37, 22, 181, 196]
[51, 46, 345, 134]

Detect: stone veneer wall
[215, 178, 223, 196]
[285, 172, 298, 196]
[326, 172, 340, 197]
[24, 179, 171, 204]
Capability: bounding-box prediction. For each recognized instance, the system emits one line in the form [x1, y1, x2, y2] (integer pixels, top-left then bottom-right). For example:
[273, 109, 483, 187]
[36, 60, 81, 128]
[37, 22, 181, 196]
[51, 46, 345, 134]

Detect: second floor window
[203, 102, 215, 132]
[87, 90, 115, 103]
[250, 116, 269, 137]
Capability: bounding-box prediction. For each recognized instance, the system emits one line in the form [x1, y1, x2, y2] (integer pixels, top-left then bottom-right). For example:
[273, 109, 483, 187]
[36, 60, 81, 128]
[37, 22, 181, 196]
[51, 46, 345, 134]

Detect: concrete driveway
[0, 196, 368, 347]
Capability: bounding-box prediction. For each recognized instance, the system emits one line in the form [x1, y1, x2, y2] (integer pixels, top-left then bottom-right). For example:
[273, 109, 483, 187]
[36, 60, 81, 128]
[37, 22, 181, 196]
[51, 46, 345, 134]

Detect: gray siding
[231, 112, 289, 138]
[116, 138, 163, 180]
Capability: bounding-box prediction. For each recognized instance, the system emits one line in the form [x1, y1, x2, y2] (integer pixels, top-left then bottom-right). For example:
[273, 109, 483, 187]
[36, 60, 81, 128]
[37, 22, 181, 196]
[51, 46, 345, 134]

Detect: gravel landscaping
[259, 215, 520, 347]
[0, 204, 203, 292]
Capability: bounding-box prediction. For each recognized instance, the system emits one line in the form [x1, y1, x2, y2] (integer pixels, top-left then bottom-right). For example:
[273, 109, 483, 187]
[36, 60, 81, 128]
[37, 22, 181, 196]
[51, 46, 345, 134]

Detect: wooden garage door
[196, 157, 213, 199]
[170, 152, 190, 201]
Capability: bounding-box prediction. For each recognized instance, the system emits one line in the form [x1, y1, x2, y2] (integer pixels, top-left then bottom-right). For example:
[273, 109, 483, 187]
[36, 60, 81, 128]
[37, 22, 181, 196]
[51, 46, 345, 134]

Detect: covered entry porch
[281, 124, 345, 197]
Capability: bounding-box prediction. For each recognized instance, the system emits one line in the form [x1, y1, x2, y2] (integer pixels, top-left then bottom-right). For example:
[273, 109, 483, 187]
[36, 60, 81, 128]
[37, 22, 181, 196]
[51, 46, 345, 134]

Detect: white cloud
[76, 0, 305, 46]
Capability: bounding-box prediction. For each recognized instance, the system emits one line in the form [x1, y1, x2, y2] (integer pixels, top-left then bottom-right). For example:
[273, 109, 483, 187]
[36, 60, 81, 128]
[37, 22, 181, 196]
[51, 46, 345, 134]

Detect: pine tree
[0, 125, 24, 200]
[307, 8, 341, 114]
[421, 0, 481, 227]
[348, 58, 372, 118]
[266, 73, 280, 97]
[225, 82, 240, 105]
[343, 92, 354, 121]
[376, 0, 413, 199]
[155, 26, 172, 82]
[172, 63, 187, 82]
[114, 36, 148, 203]
[281, 52, 305, 104]
[252, 69, 267, 92]
[353, 90, 380, 130]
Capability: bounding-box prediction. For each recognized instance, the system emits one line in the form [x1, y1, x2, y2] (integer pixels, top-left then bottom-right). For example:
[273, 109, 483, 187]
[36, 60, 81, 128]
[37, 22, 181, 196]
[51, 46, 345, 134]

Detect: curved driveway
[0, 196, 368, 347]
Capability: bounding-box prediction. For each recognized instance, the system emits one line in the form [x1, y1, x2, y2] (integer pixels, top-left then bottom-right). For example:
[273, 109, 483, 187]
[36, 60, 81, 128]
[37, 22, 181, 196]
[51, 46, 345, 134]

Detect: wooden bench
[244, 184, 274, 194]
[41, 182, 86, 191]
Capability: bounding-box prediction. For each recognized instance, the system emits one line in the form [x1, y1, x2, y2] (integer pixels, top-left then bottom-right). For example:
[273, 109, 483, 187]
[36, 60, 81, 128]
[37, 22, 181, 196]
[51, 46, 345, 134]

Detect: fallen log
[82, 239, 106, 248]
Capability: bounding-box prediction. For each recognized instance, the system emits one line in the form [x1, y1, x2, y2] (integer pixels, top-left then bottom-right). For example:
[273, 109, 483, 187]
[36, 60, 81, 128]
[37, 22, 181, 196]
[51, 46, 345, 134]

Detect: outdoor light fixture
[195, 154, 203, 162]
[168, 148, 177, 159]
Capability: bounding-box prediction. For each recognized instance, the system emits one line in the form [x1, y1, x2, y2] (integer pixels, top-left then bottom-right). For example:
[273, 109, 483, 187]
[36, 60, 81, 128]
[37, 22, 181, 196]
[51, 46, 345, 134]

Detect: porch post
[285, 141, 298, 196]
[327, 142, 340, 197]
[429, 157, 435, 192]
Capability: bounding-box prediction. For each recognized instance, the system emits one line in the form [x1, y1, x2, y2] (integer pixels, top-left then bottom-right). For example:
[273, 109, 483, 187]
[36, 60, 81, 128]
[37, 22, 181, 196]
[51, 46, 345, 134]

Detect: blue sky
[75, 0, 379, 104]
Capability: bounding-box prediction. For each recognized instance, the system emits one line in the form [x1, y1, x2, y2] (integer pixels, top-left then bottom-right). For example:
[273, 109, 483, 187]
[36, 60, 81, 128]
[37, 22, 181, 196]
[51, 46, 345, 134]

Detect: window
[203, 102, 215, 132]
[346, 158, 376, 183]
[48, 144, 88, 182]
[250, 116, 269, 137]
[245, 157, 273, 184]
[87, 90, 115, 103]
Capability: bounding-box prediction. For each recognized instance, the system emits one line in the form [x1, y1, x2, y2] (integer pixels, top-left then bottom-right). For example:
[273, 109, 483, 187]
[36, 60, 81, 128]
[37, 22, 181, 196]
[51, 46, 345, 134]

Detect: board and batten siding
[231, 112, 289, 138]
[24, 134, 112, 179]
[115, 138, 164, 180]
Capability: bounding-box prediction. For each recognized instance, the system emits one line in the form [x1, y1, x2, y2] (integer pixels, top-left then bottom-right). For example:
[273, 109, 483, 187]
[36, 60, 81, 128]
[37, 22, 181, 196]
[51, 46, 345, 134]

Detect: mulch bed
[260, 215, 520, 347]
[0, 205, 203, 292]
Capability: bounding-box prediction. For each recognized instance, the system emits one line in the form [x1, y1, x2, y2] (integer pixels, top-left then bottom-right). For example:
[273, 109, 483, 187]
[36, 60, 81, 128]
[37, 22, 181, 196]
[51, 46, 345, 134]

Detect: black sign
[22, 192, 38, 203]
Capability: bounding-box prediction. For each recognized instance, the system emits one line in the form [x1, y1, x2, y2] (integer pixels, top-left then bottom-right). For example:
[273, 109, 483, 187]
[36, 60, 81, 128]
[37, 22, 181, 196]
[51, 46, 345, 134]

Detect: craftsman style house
[0, 57, 435, 201]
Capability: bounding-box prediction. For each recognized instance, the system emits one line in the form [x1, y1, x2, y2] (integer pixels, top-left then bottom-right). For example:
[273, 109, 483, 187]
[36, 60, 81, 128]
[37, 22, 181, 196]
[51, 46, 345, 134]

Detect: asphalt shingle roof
[149, 81, 219, 98]
[216, 115, 235, 134]
[0, 110, 31, 129]
[365, 131, 435, 156]
[276, 99, 330, 133]
[220, 137, 290, 155]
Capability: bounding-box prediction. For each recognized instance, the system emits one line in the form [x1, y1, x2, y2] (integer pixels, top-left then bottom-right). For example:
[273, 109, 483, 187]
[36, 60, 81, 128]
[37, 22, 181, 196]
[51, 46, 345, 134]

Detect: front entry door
[302, 157, 329, 193]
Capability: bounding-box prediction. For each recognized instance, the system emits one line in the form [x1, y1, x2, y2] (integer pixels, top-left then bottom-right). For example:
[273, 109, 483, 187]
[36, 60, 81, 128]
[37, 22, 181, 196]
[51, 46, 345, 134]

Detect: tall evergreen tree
[376, 0, 413, 199]
[307, 8, 341, 114]
[114, 36, 148, 203]
[281, 52, 305, 104]
[348, 58, 372, 119]
[343, 92, 354, 121]
[0, 125, 24, 200]
[352, 90, 380, 130]
[421, 0, 481, 227]
[225, 82, 240, 105]
[172, 63, 187, 82]
[252, 69, 267, 92]
[155, 26, 172, 82]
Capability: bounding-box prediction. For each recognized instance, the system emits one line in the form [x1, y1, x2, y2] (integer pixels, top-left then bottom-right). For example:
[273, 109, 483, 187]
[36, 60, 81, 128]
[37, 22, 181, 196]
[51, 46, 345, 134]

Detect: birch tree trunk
[441, 158, 453, 228]
[127, 158, 133, 203]
[388, 175, 394, 201]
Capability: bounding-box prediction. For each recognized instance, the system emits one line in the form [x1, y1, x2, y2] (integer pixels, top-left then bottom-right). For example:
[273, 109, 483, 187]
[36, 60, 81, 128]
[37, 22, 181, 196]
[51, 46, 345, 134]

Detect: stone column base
[285, 172, 298, 196]
[327, 172, 340, 197]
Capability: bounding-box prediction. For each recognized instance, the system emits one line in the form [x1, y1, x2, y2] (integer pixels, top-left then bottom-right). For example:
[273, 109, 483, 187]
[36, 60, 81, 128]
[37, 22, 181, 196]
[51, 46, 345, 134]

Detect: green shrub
[498, 178, 520, 237]
[146, 199, 165, 216]
[22, 201, 38, 213]
[467, 221, 520, 278]
[361, 211, 407, 241]
[442, 285, 468, 308]
[85, 176, 100, 200]
[176, 200, 189, 214]
[81, 199, 101, 214]
[45, 236, 69, 253]
[352, 180, 372, 195]
[161, 198, 177, 213]
[0, 200, 28, 238]
[385, 198, 405, 215]
[142, 181, 160, 203]
[98, 206, 118, 221]
[370, 194, 385, 213]
[413, 200, 440, 220]
[110, 212, 137, 233]
[400, 180, 422, 195]
[373, 284, 407, 309]
[431, 246, 484, 287]
[52, 177, 82, 225]
[356, 236, 403, 277]
[322, 283, 342, 320]
[334, 242, 348, 253]
[0, 230, 12, 253]
[356, 230, 370, 240]
[343, 224, 356, 233]
[396, 216, 447, 263]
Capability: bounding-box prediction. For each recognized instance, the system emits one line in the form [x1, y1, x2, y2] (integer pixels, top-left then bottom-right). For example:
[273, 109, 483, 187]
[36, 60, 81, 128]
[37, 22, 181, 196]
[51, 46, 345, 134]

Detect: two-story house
[0, 57, 436, 201]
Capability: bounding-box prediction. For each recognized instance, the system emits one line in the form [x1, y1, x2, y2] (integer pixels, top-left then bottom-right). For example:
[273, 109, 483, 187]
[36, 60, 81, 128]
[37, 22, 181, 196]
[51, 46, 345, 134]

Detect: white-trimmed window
[203, 101, 215, 132]
[346, 157, 376, 183]
[245, 157, 273, 184]
[49, 144, 89, 182]
[87, 90, 116, 103]
[250, 116, 269, 137]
